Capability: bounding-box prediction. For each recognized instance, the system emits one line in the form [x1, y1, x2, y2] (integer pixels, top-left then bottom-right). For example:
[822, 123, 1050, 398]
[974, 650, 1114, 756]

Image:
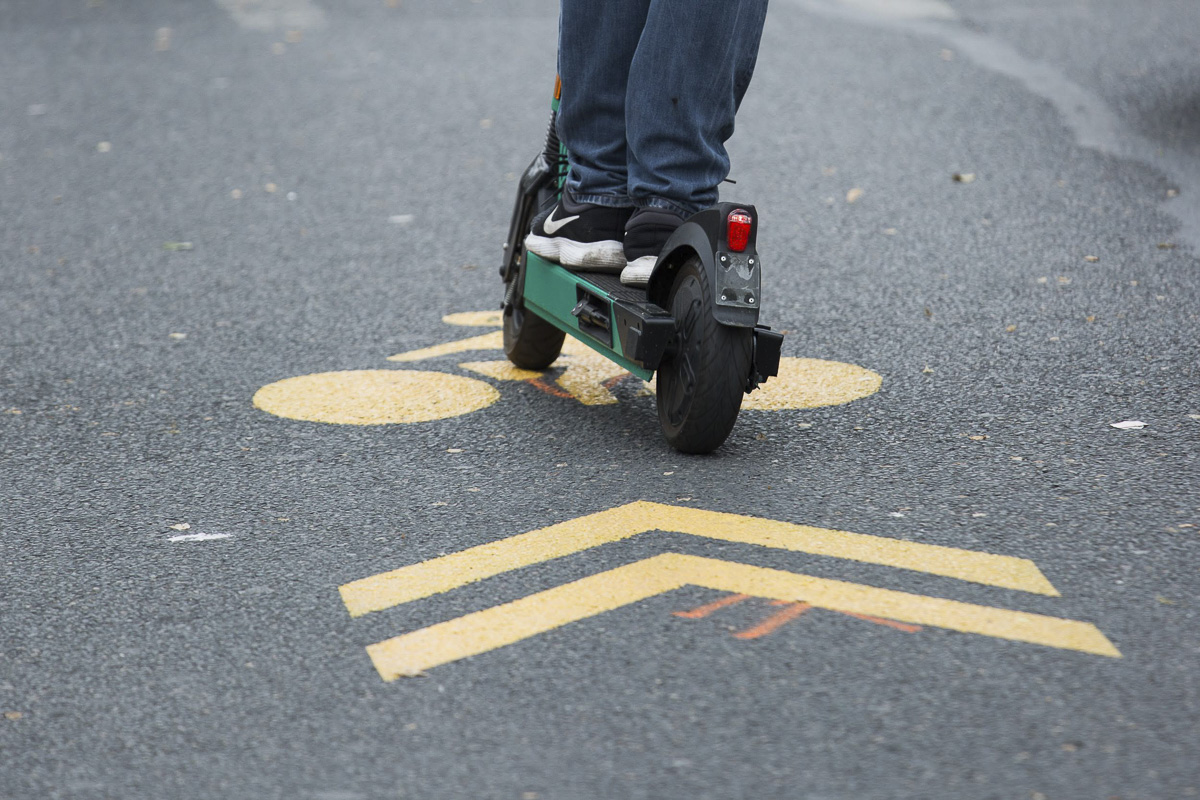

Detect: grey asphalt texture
[2, 0, 1198, 798]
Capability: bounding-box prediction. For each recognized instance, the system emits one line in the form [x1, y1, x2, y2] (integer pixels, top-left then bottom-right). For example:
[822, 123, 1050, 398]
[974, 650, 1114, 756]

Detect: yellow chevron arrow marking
[339, 502, 1057, 617]
[365, 553, 1119, 679]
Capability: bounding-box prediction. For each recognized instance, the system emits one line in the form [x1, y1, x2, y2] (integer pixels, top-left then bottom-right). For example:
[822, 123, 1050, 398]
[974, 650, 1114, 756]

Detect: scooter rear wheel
[656, 256, 752, 454]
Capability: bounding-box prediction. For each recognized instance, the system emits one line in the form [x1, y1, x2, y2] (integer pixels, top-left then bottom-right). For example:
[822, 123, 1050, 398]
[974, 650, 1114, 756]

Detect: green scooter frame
[501, 81, 782, 454]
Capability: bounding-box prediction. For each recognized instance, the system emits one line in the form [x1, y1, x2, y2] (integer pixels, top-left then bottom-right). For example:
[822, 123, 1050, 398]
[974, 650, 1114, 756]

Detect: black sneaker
[525, 189, 632, 272]
[619, 207, 686, 286]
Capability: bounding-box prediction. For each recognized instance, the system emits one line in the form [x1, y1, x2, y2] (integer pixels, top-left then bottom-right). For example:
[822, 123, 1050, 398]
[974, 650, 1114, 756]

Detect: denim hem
[570, 192, 634, 209]
[636, 197, 698, 217]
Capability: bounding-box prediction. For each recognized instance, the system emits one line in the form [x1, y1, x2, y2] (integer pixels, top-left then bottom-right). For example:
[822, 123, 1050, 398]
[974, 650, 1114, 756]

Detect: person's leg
[527, 0, 650, 271]
[625, 0, 769, 215]
[618, 0, 767, 285]
[556, 0, 651, 207]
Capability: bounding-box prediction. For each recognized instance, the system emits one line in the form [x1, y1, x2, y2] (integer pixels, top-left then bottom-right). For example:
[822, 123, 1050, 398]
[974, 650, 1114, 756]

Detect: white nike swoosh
[542, 207, 581, 235]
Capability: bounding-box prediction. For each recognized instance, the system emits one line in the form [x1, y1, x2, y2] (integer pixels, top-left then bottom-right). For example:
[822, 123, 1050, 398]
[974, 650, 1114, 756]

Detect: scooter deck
[522, 252, 676, 381]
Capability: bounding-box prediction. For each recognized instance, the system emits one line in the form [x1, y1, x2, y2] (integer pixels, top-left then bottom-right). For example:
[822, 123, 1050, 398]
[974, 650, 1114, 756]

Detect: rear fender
[647, 203, 761, 328]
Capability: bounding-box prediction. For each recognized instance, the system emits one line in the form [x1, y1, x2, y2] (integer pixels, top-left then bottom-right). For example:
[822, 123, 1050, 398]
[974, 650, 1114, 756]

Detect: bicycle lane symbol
[252, 311, 884, 425]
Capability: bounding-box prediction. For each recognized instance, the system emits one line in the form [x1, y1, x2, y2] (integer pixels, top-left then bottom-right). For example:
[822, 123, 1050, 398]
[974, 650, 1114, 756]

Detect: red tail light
[727, 209, 752, 252]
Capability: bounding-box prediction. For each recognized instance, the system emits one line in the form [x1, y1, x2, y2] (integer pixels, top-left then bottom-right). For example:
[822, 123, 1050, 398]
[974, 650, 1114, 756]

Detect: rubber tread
[504, 304, 565, 370]
[657, 257, 751, 453]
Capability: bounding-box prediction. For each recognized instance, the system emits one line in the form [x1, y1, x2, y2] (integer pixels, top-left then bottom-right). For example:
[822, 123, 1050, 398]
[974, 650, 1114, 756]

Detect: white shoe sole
[619, 255, 656, 286]
[525, 234, 626, 272]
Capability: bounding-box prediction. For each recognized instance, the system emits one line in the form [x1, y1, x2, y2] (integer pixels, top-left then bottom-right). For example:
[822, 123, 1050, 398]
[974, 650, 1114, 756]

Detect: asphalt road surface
[2, 1, 1198, 798]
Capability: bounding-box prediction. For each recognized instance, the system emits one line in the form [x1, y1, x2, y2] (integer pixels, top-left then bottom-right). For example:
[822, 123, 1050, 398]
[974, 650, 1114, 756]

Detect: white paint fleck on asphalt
[168, 532, 234, 542]
[214, 0, 325, 31]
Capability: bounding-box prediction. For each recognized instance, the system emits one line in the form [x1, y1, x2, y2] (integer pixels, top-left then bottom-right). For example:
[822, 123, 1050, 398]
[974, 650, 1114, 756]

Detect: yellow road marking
[459, 337, 627, 406]
[376, 315, 883, 410]
[339, 501, 1057, 617]
[742, 358, 882, 410]
[458, 341, 628, 405]
[387, 331, 503, 363]
[365, 553, 1119, 679]
[459, 361, 544, 381]
[554, 339, 627, 405]
[442, 311, 502, 327]
[252, 370, 499, 425]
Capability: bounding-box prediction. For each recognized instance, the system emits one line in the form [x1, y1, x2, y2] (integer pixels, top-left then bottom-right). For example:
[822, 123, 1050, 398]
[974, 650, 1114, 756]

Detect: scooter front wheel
[656, 256, 752, 454]
[503, 294, 565, 371]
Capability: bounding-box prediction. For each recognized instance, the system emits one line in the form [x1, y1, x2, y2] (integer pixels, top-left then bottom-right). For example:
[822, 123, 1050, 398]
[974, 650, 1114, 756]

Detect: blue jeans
[557, 0, 768, 216]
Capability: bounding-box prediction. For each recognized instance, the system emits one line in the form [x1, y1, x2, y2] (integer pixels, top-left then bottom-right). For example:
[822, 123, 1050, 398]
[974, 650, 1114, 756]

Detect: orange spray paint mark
[733, 602, 813, 639]
[526, 377, 574, 399]
[602, 373, 630, 391]
[674, 591, 924, 640]
[838, 611, 923, 633]
[673, 593, 751, 619]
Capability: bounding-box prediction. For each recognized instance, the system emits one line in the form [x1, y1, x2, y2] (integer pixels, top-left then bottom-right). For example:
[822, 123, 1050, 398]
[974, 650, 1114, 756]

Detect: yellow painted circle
[253, 370, 500, 425]
[741, 358, 882, 411]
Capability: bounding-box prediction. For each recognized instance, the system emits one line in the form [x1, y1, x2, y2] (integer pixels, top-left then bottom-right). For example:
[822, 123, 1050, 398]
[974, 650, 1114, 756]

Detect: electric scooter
[500, 79, 782, 454]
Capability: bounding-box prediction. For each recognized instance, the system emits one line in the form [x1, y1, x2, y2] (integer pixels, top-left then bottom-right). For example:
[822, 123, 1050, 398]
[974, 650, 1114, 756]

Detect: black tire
[656, 256, 752, 454]
[503, 277, 565, 370]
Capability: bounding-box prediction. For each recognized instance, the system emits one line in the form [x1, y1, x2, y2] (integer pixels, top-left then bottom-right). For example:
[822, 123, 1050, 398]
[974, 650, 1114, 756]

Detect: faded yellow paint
[459, 361, 544, 382]
[340, 501, 1057, 617]
[381, 315, 883, 410]
[252, 370, 499, 425]
[442, 311, 503, 327]
[742, 358, 882, 410]
[387, 331, 504, 363]
[555, 338, 627, 405]
[641, 358, 881, 410]
[365, 552, 1119, 678]
[462, 337, 627, 405]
